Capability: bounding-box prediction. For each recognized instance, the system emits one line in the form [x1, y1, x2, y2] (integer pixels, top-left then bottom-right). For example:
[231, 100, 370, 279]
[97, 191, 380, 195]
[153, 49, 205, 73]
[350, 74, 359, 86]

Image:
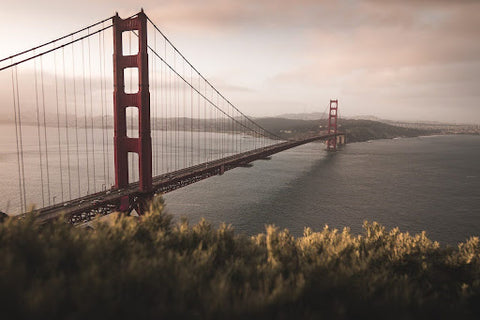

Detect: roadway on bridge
[31, 133, 341, 223]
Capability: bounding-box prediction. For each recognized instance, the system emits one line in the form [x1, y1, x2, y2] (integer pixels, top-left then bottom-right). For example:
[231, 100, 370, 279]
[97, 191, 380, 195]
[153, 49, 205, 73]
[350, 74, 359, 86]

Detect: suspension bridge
[0, 10, 344, 224]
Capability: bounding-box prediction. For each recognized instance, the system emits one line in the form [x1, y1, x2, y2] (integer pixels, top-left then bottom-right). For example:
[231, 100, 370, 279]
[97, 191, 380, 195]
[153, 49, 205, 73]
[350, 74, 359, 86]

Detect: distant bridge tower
[327, 99, 338, 151]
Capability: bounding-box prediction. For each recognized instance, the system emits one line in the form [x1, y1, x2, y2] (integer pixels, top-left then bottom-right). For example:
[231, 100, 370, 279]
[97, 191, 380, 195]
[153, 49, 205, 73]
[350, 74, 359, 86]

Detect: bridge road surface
[27, 133, 341, 224]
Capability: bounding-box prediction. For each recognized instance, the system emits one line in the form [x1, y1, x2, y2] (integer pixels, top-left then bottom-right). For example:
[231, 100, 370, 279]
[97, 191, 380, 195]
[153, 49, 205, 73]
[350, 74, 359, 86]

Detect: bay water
[1, 122, 478, 245]
[165, 135, 480, 245]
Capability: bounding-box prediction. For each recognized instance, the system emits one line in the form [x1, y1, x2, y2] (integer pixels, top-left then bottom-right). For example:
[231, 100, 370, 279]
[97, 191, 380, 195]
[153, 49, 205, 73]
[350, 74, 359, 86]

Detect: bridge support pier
[113, 10, 152, 215]
[134, 194, 153, 216]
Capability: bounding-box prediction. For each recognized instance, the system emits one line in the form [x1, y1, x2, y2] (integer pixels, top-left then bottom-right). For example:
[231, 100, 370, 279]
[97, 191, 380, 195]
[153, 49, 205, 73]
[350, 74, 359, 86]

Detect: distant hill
[339, 119, 434, 142]
[255, 117, 435, 142]
[275, 112, 328, 120]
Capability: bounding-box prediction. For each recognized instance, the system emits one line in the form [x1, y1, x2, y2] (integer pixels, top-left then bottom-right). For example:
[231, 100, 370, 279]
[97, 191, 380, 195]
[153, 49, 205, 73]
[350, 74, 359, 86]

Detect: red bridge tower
[113, 10, 152, 214]
[327, 99, 338, 151]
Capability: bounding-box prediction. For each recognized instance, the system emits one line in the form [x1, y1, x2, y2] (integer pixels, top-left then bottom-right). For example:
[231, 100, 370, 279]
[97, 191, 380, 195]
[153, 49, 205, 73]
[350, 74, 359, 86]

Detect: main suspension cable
[0, 16, 113, 64]
[0, 25, 113, 72]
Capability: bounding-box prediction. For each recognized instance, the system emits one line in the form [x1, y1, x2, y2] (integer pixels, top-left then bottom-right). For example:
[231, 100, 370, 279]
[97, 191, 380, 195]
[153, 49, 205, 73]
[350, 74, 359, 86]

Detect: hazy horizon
[1, 0, 479, 124]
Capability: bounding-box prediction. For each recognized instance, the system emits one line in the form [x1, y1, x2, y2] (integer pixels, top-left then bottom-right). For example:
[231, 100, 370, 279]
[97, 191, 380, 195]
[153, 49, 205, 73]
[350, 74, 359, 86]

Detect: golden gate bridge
[0, 10, 344, 223]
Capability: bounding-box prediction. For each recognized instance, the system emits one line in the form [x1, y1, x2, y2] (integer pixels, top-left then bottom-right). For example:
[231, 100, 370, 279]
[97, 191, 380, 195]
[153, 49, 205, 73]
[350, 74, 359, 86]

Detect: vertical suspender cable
[231, 105, 234, 154]
[217, 95, 225, 158]
[72, 39, 82, 197]
[233, 107, 236, 154]
[216, 95, 219, 158]
[162, 36, 166, 173]
[174, 50, 178, 170]
[213, 104, 216, 160]
[88, 29, 97, 192]
[40, 56, 51, 205]
[177, 52, 181, 169]
[174, 48, 178, 170]
[208, 86, 211, 161]
[173, 47, 176, 170]
[99, 31, 107, 187]
[15, 66, 27, 211]
[183, 59, 186, 168]
[33, 57, 45, 207]
[167, 40, 170, 172]
[228, 104, 231, 155]
[11, 63, 24, 213]
[152, 28, 157, 175]
[102, 25, 110, 187]
[81, 39, 90, 193]
[177, 53, 180, 169]
[197, 73, 200, 165]
[164, 41, 167, 172]
[160, 35, 164, 173]
[203, 79, 206, 163]
[62, 47, 72, 199]
[221, 97, 224, 158]
[168, 43, 172, 172]
[190, 67, 193, 166]
[215, 94, 218, 159]
[53, 46, 64, 203]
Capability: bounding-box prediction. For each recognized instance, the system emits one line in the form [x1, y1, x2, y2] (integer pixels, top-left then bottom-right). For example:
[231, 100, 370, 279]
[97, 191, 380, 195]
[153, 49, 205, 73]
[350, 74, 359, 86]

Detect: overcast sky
[1, 0, 479, 123]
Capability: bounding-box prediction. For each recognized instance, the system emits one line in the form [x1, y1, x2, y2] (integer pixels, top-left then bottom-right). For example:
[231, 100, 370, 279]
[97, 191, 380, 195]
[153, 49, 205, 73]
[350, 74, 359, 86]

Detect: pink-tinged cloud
[0, 0, 479, 122]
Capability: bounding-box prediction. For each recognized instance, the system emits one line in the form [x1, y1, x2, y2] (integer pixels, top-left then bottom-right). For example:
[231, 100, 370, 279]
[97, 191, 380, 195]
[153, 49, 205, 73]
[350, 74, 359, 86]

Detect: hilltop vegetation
[1, 199, 479, 319]
[340, 119, 432, 142]
[256, 117, 433, 142]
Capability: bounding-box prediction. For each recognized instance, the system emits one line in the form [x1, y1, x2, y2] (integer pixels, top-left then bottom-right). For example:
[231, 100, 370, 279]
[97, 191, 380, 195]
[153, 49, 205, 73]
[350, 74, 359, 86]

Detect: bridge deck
[28, 133, 341, 223]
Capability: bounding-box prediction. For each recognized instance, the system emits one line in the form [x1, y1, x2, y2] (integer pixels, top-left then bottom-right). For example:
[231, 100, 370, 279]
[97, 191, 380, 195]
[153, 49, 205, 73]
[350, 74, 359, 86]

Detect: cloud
[1, 0, 479, 123]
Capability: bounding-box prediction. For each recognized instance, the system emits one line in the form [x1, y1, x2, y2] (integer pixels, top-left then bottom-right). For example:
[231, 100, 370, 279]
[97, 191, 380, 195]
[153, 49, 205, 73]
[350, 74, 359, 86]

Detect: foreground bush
[1, 199, 479, 319]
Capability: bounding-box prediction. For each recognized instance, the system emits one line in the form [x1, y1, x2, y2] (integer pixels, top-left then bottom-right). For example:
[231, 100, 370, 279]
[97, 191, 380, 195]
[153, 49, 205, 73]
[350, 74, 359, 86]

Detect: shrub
[0, 198, 479, 319]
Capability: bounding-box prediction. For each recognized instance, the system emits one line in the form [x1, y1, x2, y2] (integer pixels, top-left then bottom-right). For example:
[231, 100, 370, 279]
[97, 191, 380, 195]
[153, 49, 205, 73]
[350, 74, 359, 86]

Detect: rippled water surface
[165, 135, 480, 245]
